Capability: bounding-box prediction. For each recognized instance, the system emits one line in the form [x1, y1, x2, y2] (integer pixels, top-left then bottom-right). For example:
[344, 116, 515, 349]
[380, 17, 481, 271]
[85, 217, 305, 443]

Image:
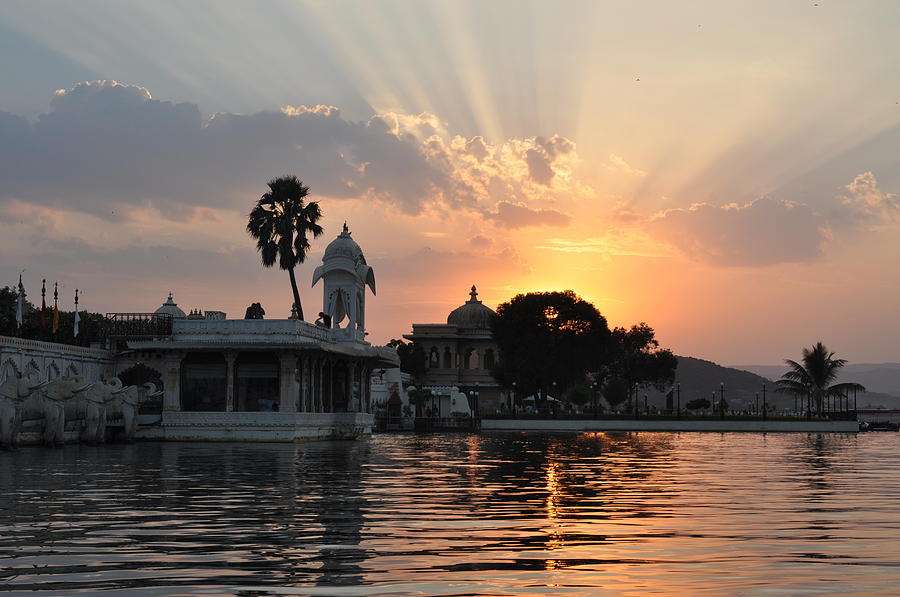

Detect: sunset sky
[2, 1, 899, 365]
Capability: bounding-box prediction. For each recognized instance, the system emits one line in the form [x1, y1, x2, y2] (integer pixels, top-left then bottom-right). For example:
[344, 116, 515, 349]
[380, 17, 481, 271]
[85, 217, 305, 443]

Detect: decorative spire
[342, 221, 350, 236]
[468, 285, 480, 303]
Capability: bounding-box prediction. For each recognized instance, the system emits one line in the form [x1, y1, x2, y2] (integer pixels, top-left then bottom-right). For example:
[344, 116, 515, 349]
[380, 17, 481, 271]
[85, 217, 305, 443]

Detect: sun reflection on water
[0, 432, 898, 595]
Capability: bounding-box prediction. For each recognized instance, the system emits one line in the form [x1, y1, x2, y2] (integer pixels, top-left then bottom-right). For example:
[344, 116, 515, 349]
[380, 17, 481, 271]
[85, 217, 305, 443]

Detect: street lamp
[551, 381, 558, 417]
[511, 381, 517, 417]
[474, 382, 480, 419]
[719, 382, 725, 419]
[591, 381, 598, 418]
[676, 382, 681, 419]
[762, 382, 767, 420]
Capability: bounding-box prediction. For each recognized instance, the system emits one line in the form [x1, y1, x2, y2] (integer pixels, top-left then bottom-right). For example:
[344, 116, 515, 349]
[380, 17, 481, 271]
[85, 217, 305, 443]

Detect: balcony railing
[105, 313, 173, 338]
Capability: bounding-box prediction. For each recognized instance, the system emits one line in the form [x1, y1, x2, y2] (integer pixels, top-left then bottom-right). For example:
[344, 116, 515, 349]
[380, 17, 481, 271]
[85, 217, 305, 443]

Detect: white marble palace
[109, 224, 397, 441]
[403, 286, 502, 414]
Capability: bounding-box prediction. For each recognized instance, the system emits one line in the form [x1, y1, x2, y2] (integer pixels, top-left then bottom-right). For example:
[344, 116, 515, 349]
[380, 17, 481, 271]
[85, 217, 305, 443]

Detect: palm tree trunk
[288, 267, 304, 321]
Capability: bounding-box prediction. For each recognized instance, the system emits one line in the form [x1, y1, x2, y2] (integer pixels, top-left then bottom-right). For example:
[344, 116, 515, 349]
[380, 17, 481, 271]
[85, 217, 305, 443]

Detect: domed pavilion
[403, 285, 502, 415]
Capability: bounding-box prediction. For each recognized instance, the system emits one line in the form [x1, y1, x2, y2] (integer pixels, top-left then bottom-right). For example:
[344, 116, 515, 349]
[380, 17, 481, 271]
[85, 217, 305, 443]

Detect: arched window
[429, 347, 439, 368]
[483, 349, 496, 370]
[442, 347, 452, 369]
[465, 348, 479, 370]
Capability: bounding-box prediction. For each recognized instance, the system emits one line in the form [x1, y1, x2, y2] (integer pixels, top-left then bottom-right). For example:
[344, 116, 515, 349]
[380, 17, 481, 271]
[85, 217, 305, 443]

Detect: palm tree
[775, 342, 865, 415]
[246, 176, 323, 321]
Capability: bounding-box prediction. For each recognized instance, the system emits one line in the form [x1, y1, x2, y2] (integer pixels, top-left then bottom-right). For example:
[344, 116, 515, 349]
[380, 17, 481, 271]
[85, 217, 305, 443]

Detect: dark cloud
[0, 81, 588, 226]
[525, 148, 555, 185]
[487, 201, 572, 229]
[650, 197, 825, 266]
[0, 81, 450, 218]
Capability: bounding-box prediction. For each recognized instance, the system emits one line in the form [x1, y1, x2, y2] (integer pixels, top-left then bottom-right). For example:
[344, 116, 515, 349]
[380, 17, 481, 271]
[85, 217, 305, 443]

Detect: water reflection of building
[403, 286, 501, 414]
[112, 225, 398, 441]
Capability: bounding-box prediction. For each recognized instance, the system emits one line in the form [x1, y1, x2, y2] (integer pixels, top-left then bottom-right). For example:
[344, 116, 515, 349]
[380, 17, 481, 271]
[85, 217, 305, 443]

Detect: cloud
[649, 197, 826, 266]
[487, 201, 572, 229]
[469, 234, 493, 249]
[0, 81, 584, 224]
[605, 154, 646, 177]
[536, 233, 670, 259]
[837, 171, 900, 227]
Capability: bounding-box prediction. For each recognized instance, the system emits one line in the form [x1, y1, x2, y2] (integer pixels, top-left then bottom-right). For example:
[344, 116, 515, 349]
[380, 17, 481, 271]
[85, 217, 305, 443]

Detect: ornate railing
[105, 313, 173, 338]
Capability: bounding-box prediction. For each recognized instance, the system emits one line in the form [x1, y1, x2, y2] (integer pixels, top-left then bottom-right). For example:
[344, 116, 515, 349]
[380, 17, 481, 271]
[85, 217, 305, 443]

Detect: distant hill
[635, 356, 900, 411]
[733, 363, 900, 397]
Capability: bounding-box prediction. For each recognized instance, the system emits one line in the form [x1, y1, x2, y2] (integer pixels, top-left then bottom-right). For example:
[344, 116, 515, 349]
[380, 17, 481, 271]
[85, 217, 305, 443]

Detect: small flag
[15, 272, 25, 329]
[74, 288, 81, 337]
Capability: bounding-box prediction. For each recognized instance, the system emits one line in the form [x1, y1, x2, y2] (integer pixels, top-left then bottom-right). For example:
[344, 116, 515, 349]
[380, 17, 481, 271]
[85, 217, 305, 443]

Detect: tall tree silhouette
[247, 176, 323, 321]
[775, 342, 865, 414]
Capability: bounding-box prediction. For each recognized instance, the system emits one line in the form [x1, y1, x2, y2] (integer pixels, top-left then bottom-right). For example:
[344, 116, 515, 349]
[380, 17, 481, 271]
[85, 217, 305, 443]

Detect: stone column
[278, 352, 298, 412]
[297, 353, 308, 413]
[349, 360, 357, 412]
[327, 359, 334, 412]
[162, 353, 183, 412]
[224, 351, 236, 412]
[316, 357, 324, 413]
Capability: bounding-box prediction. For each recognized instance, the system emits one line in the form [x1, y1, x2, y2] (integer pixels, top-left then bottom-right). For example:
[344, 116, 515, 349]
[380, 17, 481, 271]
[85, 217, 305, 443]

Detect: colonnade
[158, 349, 373, 414]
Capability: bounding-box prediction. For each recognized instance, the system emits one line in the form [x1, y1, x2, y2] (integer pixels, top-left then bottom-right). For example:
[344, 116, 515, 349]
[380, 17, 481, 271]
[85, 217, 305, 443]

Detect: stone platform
[136, 412, 374, 442]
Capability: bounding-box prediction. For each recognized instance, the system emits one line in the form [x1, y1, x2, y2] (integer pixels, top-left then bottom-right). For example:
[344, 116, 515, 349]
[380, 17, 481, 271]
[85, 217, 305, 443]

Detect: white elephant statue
[106, 382, 162, 441]
[74, 377, 121, 444]
[26, 375, 89, 446]
[0, 363, 48, 449]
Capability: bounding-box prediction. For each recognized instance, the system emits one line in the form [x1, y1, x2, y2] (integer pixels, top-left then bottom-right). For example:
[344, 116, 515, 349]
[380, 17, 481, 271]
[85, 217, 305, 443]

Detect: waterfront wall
[481, 418, 859, 433]
[137, 411, 375, 442]
[0, 335, 113, 382]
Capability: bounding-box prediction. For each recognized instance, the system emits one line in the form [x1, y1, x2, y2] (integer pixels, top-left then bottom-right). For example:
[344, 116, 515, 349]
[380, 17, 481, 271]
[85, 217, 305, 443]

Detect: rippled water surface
[2, 432, 900, 595]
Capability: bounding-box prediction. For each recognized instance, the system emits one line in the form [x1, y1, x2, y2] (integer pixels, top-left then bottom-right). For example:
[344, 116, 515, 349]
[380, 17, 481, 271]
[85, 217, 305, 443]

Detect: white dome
[323, 222, 366, 265]
[154, 292, 186, 319]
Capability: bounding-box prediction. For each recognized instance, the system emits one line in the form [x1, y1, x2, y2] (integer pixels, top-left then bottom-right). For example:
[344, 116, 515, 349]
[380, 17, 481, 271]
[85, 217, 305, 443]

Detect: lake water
[2, 432, 900, 596]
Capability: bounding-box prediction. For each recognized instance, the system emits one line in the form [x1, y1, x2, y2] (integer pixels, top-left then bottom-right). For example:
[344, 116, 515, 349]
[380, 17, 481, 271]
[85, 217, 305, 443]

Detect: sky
[2, 0, 900, 365]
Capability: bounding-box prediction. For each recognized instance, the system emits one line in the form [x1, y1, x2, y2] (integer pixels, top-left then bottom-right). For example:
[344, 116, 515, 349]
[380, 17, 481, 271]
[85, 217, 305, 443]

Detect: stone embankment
[481, 418, 858, 433]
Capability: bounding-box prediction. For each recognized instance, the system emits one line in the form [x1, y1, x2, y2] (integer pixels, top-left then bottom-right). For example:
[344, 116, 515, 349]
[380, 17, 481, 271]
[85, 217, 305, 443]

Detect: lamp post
[755, 392, 759, 416]
[474, 382, 480, 418]
[719, 382, 725, 419]
[511, 381, 517, 418]
[676, 382, 681, 419]
[591, 382, 598, 418]
[551, 381, 557, 417]
[762, 382, 767, 421]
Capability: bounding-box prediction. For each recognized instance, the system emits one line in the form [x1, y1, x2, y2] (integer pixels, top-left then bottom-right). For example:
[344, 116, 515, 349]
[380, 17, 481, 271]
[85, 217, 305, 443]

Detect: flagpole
[52, 282, 59, 338]
[40, 279, 47, 337]
[74, 288, 81, 342]
[15, 271, 25, 337]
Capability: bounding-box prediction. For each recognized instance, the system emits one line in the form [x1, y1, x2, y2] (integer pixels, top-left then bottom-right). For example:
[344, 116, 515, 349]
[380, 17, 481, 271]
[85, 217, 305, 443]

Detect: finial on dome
[342, 221, 350, 235]
[469, 285, 479, 303]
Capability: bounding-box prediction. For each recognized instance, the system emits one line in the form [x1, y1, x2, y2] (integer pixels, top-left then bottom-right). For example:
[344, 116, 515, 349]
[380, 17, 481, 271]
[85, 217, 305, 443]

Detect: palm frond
[827, 382, 866, 395]
[774, 379, 807, 395]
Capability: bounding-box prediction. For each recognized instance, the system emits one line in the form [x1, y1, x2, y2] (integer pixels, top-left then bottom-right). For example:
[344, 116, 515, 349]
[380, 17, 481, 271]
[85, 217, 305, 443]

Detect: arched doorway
[119, 363, 165, 414]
